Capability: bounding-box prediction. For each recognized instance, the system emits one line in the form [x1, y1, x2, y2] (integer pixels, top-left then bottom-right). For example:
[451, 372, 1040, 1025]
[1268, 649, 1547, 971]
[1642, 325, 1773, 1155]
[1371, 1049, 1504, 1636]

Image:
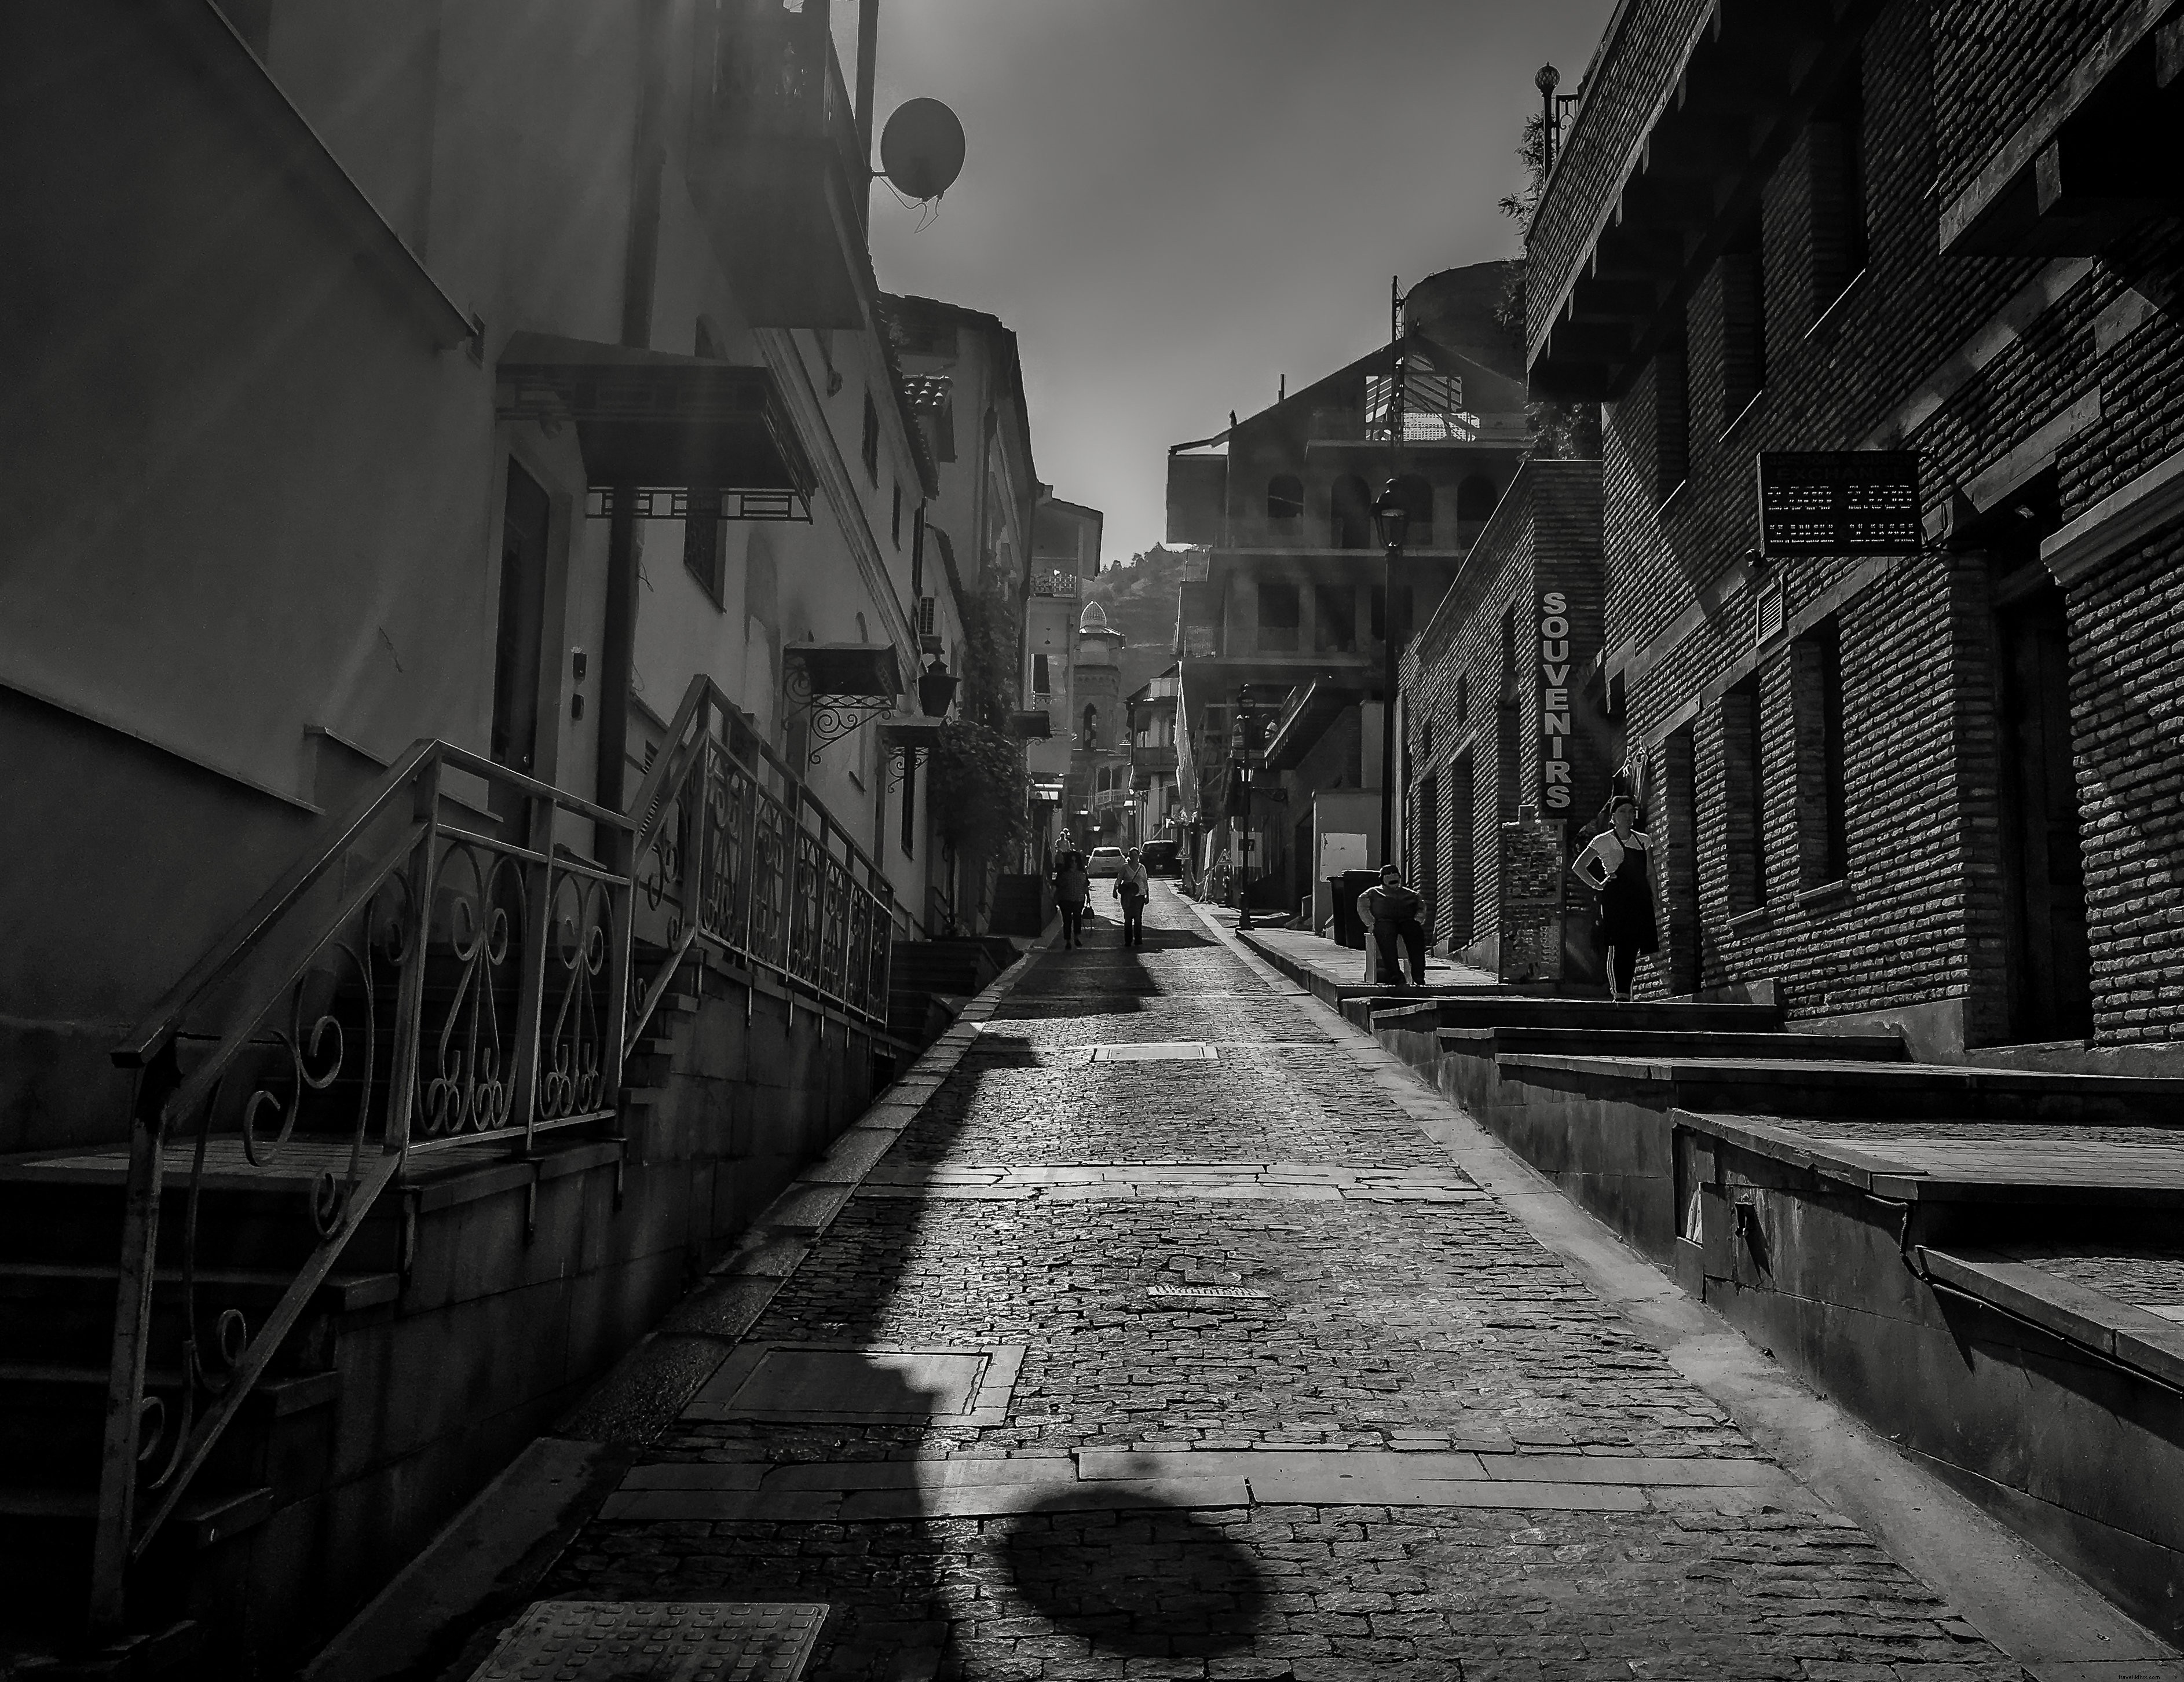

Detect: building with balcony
[1165, 267, 1532, 913]
[0, 0, 1008, 1659]
[1129, 667, 1184, 848]
[1022, 498, 1105, 858]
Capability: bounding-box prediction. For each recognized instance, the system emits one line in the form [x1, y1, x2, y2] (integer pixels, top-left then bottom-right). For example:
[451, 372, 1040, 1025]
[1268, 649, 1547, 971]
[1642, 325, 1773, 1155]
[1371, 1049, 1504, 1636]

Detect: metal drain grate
[1146, 1284, 1273, 1300]
[469, 1600, 828, 1681]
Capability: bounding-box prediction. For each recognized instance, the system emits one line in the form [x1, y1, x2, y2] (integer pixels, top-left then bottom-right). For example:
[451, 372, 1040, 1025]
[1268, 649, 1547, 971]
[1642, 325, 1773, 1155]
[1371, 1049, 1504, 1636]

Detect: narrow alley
[512, 886, 2035, 1680]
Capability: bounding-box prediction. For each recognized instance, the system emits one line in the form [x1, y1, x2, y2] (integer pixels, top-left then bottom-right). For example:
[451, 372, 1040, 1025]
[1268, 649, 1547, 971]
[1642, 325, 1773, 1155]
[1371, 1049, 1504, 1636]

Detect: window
[1655, 338, 1690, 500]
[1662, 726, 1701, 992]
[1719, 217, 1767, 426]
[682, 492, 726, 607]
[1721, 674, 1767, 913]
[1455, 669, 1469, 726]
[1257, 580, 1301, 652]
[1032, 653, 1051, 694]
[1082, 703, 1099, 746]
[861, 392, 879, 484]
[1330, 474, 1373, 549]
[899, 748, 917, 857]
[911, 507, 926, 597]
[1455, 475, 1497, 539]
[1808, 56, 1868, 314]
[1267, 474, 1304, 525]
[891, 482, 902, 549]
[1792, 618, 1850, 886]
[1313, 583, 1355, 652]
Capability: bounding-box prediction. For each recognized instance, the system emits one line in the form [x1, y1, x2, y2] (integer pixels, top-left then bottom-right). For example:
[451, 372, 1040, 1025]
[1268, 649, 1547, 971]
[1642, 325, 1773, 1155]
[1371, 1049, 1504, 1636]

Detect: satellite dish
[879, 98, 965, 202]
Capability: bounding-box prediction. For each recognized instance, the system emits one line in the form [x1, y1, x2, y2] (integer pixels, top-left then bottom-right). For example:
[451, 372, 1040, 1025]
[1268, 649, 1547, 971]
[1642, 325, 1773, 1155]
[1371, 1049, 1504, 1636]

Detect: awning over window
[499, 332, 815, 498]
[785, 642, 903, 703]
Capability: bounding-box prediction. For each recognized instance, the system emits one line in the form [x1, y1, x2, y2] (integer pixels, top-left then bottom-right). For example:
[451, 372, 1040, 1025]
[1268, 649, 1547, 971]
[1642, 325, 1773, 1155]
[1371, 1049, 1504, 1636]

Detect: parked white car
[1087, 846, 1125, 878]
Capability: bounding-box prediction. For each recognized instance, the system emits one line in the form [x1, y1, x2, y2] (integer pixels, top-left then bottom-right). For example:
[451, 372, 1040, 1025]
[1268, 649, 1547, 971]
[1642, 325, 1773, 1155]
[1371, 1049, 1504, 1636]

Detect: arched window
[1082, 703, 1099, 747]
[1266, 473, 1304, 527]
[1457, 474, 1499, 540]
[1330, 474, 1373, 549]
[1395, 474, 1434, 545]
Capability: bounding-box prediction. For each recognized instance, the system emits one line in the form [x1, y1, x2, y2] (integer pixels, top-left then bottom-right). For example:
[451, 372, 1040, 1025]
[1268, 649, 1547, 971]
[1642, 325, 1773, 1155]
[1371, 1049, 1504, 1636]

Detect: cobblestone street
[537, 885, 2036, 1681]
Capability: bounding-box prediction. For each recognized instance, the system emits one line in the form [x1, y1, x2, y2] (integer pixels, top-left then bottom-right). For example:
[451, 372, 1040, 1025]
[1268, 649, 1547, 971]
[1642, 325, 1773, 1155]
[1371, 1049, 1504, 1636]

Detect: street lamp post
[1373, 485, 1409, 870]
[1232, 683, 1258, 931]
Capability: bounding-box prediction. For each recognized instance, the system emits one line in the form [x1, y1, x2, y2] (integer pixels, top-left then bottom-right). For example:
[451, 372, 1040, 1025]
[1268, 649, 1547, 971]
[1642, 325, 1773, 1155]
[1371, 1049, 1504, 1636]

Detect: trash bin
[1331, 868, 1381, 949]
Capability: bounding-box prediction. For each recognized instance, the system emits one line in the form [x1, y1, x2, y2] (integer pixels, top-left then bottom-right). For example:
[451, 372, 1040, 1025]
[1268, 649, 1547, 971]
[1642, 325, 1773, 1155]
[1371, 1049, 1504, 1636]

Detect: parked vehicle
[1088, 846, 1125, 878]
[1139, 841, 1181, 877]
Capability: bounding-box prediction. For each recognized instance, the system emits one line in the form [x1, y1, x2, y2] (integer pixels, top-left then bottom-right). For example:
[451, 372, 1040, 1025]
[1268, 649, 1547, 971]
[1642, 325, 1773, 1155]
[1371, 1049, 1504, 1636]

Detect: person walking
[1052, 847, 1091, 949]
[1113, 846, 1150, 947]
[1571, 794, 1658, 1001]
[1362, 863, 1429, 986]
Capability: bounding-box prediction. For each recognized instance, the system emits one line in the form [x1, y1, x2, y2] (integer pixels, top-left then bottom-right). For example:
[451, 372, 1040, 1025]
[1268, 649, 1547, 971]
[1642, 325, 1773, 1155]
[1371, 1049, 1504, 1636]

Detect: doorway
[1416, 771, 1439, 945]
[491, 462, 552, 777]
[1447, 752, 1475, 949]
[1994, 569, 2092, 1040]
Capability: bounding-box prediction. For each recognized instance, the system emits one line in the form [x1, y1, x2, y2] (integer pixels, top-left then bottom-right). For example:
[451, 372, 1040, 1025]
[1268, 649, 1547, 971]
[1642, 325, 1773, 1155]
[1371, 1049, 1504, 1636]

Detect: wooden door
[1996, 579, 2092, 1040]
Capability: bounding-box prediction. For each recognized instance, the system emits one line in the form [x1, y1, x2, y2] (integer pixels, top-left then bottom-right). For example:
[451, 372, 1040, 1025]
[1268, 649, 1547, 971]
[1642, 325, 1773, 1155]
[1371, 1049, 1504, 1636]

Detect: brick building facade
[1402, 460, 1611, 980]
[1523, 0, 2184, 1059]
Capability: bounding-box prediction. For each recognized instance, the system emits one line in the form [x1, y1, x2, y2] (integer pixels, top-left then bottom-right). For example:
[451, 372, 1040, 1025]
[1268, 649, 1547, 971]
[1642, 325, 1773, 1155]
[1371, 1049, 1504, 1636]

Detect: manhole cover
[469, 1600, 827, 1681]
[1089, 1041, 1217, 1062]
[1146, 1285, 1273, 1300]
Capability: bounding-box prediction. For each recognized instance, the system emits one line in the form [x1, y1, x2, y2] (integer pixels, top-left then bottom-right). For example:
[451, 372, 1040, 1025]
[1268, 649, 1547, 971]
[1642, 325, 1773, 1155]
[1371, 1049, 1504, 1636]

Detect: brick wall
[1403, 462, 1605, 961]
[1525, 0, 1714, 348]
[1559, 0, 2184, 1042]
[1931, 1, 2131, 207]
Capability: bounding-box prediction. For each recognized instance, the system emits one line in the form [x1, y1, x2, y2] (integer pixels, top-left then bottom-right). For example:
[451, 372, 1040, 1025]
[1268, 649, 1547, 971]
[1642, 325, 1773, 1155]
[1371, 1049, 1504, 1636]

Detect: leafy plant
[928, 719, 1030, 857]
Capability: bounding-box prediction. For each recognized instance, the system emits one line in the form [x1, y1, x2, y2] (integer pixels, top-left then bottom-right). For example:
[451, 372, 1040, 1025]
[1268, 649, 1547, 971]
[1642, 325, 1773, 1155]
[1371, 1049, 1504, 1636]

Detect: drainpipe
[854, 0, 879, 231]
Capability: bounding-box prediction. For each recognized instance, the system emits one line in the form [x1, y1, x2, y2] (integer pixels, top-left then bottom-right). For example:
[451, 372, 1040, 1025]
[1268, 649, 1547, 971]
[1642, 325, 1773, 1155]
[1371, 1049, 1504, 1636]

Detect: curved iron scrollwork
[539, 871, 611, 1122]
[782, 657, 892, 764]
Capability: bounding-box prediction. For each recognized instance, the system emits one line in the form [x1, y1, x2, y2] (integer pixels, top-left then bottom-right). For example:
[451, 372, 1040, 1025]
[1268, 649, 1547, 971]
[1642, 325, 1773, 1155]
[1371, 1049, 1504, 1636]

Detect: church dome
[1078, 599, 1110, 632]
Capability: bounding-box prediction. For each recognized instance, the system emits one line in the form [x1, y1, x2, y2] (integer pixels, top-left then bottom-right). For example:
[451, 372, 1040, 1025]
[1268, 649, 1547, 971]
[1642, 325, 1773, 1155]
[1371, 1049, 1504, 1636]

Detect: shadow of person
[997, 1494, 1265, 1659]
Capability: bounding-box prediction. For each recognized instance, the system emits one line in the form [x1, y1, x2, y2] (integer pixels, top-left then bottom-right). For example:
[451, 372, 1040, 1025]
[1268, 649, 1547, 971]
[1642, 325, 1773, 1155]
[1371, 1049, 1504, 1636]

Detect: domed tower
[1074, 600, 1125, 749]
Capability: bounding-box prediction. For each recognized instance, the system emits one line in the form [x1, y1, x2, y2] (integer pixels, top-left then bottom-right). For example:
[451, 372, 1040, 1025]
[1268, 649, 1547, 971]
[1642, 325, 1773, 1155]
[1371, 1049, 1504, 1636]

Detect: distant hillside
[1085, 546, 1194, 700]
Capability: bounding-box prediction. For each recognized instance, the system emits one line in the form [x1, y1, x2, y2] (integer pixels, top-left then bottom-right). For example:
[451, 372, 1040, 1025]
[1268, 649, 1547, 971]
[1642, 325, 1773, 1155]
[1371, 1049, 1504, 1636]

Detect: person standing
[1113, 846, 1150, 947]
[1571, 795, 1658, 1001]
[1362, 863, 1429, 986]
[1053, 847, 1091, 949]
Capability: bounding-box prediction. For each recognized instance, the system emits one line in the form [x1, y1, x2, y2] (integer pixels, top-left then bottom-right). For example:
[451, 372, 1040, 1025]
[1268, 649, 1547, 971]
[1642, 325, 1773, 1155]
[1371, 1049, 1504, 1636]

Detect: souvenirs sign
[1757, 452, 1922, 557]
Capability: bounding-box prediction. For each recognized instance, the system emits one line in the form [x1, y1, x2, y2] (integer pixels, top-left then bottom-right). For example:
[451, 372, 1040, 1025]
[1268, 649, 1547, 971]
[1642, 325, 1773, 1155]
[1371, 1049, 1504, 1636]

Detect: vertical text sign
[1539, 590, 1572, 813]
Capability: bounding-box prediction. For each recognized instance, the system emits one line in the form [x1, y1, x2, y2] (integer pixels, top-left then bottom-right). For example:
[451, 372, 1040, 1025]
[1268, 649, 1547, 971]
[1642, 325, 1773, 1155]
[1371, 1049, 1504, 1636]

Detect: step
[1372, 997, 1786, 1034]
[1673, 1121, 2184, 1647]
[1436, 1026, 1909, 1061]
[1499, 1052, 2184, 1123]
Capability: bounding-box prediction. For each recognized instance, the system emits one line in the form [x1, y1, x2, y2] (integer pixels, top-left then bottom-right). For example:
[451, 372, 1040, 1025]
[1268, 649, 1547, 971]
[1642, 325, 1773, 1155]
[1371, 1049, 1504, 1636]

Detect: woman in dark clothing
[1571, 795, 1658, 1000]
[1052, 849, 1091, 949]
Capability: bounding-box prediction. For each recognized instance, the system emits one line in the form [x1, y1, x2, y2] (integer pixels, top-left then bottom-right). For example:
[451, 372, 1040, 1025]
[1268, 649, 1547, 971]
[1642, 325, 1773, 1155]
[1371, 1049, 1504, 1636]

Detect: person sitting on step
[1360, 863, 1429, 987]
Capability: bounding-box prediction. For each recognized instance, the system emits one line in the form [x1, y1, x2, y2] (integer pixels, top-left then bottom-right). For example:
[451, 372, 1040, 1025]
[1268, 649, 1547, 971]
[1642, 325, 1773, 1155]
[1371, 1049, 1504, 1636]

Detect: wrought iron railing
[629, 676, 895, 1028]
[93, 744, 636, 1626]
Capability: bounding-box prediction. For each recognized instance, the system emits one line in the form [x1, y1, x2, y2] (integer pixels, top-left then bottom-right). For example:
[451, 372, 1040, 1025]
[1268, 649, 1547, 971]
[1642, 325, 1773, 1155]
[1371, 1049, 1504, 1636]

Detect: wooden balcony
[687, 5, 870, 328]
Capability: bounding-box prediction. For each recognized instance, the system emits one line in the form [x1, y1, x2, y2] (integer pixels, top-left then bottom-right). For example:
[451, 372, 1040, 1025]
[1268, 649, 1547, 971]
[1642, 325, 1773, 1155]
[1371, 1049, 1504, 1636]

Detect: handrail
[90, 739, 636, 1632]
[113, 738, 440, 1070]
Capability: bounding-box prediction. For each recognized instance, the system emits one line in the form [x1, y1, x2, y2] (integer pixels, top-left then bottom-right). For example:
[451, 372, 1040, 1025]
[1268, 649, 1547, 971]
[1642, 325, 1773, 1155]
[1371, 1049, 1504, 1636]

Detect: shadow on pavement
[998, 1495, 1265, 1659]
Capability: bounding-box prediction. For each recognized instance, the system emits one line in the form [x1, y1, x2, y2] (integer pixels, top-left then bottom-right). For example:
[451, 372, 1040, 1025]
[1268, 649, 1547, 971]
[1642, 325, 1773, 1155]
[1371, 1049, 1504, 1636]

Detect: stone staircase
[1337, 981, 2184, 1650]
[884, 938, 1014, 1047]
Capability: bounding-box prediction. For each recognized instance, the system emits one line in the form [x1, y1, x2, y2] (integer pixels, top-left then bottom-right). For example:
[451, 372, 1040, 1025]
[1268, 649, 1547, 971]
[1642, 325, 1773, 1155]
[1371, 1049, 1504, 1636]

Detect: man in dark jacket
[1362, 864, 1429, 986]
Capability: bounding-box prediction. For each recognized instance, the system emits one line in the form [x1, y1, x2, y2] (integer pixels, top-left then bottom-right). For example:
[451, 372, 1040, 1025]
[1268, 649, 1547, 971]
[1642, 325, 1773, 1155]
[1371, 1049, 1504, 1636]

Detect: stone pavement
[540, 884, 2031, 1681]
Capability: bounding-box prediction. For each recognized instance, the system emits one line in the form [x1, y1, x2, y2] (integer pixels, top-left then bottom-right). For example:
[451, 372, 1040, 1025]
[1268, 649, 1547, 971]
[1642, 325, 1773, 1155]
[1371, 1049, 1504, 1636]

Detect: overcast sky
[864, 0, 1618, 566]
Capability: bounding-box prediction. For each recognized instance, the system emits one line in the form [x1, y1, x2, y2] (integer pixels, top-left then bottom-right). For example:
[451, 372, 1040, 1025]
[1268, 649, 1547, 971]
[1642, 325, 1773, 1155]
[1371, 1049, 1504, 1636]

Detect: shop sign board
[1757, 452, 1922, 557]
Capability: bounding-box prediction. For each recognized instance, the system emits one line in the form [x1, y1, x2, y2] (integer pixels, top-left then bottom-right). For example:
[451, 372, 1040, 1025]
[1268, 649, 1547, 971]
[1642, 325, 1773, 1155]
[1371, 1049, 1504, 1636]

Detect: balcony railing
[704, 5, 865, 200]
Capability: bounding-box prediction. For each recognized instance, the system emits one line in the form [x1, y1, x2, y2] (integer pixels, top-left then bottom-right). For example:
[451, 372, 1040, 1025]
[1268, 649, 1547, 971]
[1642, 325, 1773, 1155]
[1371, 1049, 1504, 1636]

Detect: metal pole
[1380, 290, 1407, 868]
